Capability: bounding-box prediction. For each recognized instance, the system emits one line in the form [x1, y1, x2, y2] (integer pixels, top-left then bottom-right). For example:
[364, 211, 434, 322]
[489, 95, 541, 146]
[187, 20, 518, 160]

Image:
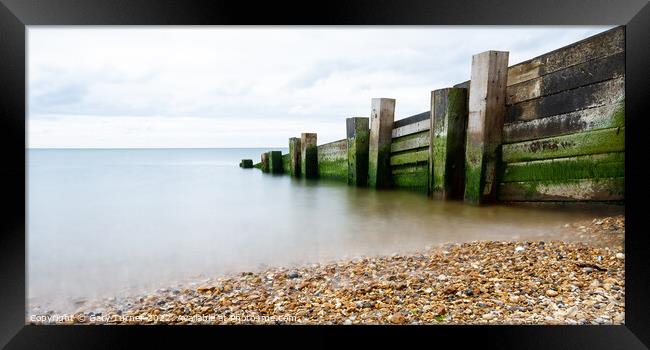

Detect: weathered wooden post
[289, 137, 301, 177]
[464, 50, 509, 203]
[240, 159, 254, 168]
[268, 150, 283, 174]
[301, 133, 318, 178]
[260, 152, 270, 173]
[368, 98, 395, 188]
[346, 117, 370, 186]
[429, 88, 468, 199]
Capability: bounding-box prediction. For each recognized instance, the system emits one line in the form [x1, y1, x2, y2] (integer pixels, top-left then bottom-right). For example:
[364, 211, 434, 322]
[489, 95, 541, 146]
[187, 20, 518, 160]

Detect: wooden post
[240, 159, 254, 168]
[464, 50, 509, 203]
[260, 152, 270, 173]
[429, 88, 468, 199]
[301, 133, 318, 178]
[289, 137, 301, 177]
[368, 98, 395, 188]
[346, 117, 370, 186]
[268, 150, 283, 174]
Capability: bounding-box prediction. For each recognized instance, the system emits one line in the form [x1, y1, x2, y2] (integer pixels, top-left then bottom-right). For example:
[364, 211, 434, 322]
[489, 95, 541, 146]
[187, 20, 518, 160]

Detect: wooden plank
[392, 170, 428, 192]
[498, 177, 624, 201]
[391, 130, 429, 153]
[390, 149, 428, 166]
[301, 133, 318, 178]
[506, 51, 624, 105]
[502, 127, 625, 163]
[506, 76, 624, 123]
[317, 139, 347, 160]
[347, 117, 369, 186]
[464, 50, 509, 203]
[454, 80, 470, 90]
[318, 158, 347, 181]
[506, 26, 624, 86]
[391, 163, 428, 175]
[503, 102, 624, 144]
[501, 152, 624, 182]
[392, 119, 429, 138]
[368, 98, 396, 188]
[393, 111, 429, 128]
[430, 87, 468, 200]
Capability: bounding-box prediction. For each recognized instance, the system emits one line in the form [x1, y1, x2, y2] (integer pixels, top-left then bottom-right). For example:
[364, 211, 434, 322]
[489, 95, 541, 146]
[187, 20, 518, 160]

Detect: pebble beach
[29, 215, 625, 325]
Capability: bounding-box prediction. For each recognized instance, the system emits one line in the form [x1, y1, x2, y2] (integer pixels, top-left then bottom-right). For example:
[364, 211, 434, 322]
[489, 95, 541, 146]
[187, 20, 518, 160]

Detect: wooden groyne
[247, 27, 625, 205]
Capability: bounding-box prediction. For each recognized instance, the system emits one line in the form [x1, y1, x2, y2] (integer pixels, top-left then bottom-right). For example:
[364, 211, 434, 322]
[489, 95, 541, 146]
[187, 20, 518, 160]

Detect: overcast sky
[28, 26, 613, 148]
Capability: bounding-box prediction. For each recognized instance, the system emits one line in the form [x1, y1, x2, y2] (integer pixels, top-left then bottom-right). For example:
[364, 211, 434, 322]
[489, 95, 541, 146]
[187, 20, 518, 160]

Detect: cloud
[28, 26, 613, 148]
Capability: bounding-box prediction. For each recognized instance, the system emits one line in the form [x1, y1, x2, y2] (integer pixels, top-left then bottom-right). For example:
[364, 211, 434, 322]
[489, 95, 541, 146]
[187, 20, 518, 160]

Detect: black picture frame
[1, 0, 648, 348]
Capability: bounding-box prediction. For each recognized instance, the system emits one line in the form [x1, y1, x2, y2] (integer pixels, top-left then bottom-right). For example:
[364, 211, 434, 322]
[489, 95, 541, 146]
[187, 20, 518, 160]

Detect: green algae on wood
[429, 88, 468, 200]
[498, 177, 624, 201]
[268, 151, 283, 174]
[318, 159, 348, 181]
[502, 99, 624, 144]
[502, 152, 624, 182]
[390, 149, 428, 167]
[317, 139, 348, 181]
[502, 126, 625, 163]
[464, 50, 509, 204]
[282, 153, 290, 174]
[347, 117, 369, 186]
[391, 164, 428, 192]
[301, 133, 318, 179]
[392, 171, 429, 193]
[239, 159, 254, 168]
[260, 152, 270, 173]
[368, 98, 395, 188]
[391, 130, 429, 153]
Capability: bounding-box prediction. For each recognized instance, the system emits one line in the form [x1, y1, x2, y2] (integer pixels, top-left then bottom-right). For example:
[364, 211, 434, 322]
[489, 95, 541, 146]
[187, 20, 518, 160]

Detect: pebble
[545, 290, 559, 297]
[482, 313, 495, 320]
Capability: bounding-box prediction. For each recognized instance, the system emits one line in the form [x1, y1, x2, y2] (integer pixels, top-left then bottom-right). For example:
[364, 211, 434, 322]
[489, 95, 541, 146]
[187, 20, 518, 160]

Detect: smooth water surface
[27, 148, 621, 312]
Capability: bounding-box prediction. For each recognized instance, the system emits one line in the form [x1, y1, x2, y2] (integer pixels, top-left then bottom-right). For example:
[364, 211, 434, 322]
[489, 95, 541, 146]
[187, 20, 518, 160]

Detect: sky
[27, 26, 614, 148]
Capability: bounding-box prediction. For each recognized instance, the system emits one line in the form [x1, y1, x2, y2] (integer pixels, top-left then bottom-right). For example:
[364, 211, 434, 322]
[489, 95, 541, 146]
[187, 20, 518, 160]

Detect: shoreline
[29, 215, 624, 325]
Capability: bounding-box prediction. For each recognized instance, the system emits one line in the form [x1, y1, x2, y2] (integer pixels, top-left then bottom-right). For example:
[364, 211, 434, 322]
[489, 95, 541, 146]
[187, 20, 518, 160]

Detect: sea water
[27, 148, 621, 312]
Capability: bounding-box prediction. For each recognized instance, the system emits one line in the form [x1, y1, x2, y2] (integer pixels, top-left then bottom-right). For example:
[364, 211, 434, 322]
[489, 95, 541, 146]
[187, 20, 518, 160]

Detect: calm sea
[27, 148, 621, 312]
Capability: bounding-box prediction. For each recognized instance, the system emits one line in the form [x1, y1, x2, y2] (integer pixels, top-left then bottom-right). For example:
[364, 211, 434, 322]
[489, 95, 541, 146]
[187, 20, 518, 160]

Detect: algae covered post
[239, 159, 253, 168]
[289, 137, 301, 177]
[464, 51, 509, 203]
[346, 117, 370, 187]
[268, 151, 283, 174]
[429, 88, 468, 199]
[301, 133, 318, 179]
[260, 152, 270, 173]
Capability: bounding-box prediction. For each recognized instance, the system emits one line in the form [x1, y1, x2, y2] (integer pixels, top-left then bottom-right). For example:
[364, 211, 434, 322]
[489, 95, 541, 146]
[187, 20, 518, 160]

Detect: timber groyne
[246, 27, 625, 205]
